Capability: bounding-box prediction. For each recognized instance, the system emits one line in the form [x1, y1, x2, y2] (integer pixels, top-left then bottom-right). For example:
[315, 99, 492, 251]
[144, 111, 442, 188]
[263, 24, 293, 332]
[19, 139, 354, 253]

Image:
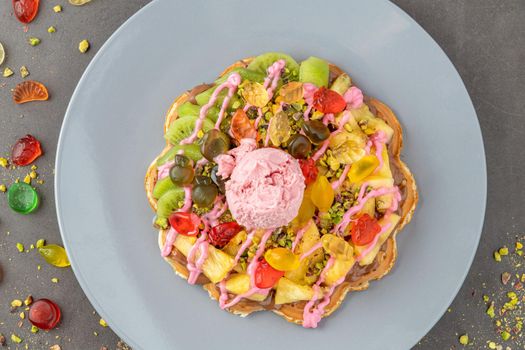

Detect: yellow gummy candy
[310, 175, 334, 212]
[264, 248, 300, 271]
[348, 155, 380, 183]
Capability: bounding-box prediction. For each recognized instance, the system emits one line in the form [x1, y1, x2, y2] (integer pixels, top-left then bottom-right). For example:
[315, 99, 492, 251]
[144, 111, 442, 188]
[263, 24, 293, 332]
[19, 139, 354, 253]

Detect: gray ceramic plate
[55, 0, 486, 349]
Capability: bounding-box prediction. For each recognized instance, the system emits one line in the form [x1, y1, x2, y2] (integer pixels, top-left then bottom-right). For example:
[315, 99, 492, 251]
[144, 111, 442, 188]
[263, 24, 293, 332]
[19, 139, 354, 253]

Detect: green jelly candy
[7, 183, 39, 214]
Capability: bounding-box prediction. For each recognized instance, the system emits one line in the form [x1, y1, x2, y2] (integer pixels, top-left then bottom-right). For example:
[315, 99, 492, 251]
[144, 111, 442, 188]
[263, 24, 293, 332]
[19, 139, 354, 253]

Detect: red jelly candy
[254, 258, 284, 289]
[28, 298, 61, 330]
[208, 222, 242, 248]
[312, 87, 346, 114]
[11, 135, 42, 166]
[350, 214, 382, 246]
[299, 158, 318, 185]
[169, 212, 200, 236]
[13, 0, 40, 24]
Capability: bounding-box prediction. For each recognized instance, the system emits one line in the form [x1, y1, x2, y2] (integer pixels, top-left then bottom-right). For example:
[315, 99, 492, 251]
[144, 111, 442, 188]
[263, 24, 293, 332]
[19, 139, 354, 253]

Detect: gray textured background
[0, 1, 523, 349]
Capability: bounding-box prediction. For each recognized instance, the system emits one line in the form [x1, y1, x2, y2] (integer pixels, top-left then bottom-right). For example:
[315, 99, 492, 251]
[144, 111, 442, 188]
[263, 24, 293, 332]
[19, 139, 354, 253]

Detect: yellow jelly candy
[264, 248, 300, 271]
[310, 175, 334, 212]
[295, 186, 315, 224]
[348, 154, 380, 183]
[279, 81, 303, 103]
[241, 81, 270, 107]
[38, 244, 70, 267]
[321, 234, 353, 260]
[268, 111, 291, 146]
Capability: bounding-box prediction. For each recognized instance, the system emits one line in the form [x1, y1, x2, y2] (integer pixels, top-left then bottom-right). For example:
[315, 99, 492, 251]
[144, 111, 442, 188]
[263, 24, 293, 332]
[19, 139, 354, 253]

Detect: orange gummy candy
[12, 80, 49, 104]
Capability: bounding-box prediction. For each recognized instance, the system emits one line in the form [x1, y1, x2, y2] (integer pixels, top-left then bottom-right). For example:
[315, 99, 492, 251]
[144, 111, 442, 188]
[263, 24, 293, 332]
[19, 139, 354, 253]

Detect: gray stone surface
[0, 0, 523, 349]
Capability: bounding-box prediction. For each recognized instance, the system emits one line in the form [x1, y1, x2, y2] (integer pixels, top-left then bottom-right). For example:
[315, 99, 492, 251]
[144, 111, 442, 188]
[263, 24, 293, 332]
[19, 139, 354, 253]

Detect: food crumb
[11, 299, 23, 308]
[23, 174, 31, 184]
[36, 239, 45, 248]
[24, 295, 33, 306]
[30, 325, 38, 333]
[3, 67, 14, 77]
[459, 334, 469, 345]
[51, 277, 59, 283]
[28, 37, 41, 46]
[502, 272, 511, 285]
[499, 247, 509, 256]
[11, 334, 22, 344]
[48, 26, 56, 33]
[0, 334, 5, 346]
[50, 345, 61, 350]
[53, 5, 62, 12]
[19, 311, 25, 319]
[0, 184, 6, 192]
[16, 243, 24, 253]
[79, 39, 90, 53]
[0, 158, 8, 167]
[20, 66, 29, 78]
[99, 318, 108, 327]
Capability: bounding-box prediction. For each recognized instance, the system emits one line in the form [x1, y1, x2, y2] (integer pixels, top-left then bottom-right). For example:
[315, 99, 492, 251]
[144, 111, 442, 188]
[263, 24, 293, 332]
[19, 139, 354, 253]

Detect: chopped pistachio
[0, 157, 8, 167]
[494, 251, 502, 262]
[79, 39, 90, 53]
[507, 291, 517, 299]
[29, 170, 37, 179]
[31, 165, 37, 170]
[0, 184, 6, 192]
[499, 247, 509, 256]
[518, 250, 523, 256]
[11, 299, 23, 307]
[496, 320, 502, 327]
[24, 295, 33, 306]
[36, 239, 45, 248]
[51, 277, 59, 283]
[16, 243, 24, 252]
[483, 294, 490, 302]
[487, 302, 496, 318]
[197, 129, 204, 139]
[23, 174, 31, 184]
[28, 37, 41, 46]
[517, 242, 523, 250]
[459, 334, 468, 345]
[53, 5, 62, 12]
[30, 325, 39, 333]
[19, 311, 25, 319]
[48, 26, 56, 33]
[501, 331, 511, 341]
[19, 66, 29, 78]
[11, 334, 22, 343]
[488, 342, 496, 349]
[99, 318, 108, 327]
[3, 67, 14, 77]
[37, 179, 45, 185]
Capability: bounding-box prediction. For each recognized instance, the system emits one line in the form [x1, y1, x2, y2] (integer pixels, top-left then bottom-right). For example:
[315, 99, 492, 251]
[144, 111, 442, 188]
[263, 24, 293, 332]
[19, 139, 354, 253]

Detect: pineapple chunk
[174, 235, 235, 283]
[285, 221, 323, 285]
[352, 105, 394, 142]
[361, 147, 394, 189]
[222, 230, 247, 257]
[275, 277, 314, 305]
[354, 214, 400, 266]
[224, 273, 267, 301]
[324, 258, 355, 286]
[359, 197, 376, 217]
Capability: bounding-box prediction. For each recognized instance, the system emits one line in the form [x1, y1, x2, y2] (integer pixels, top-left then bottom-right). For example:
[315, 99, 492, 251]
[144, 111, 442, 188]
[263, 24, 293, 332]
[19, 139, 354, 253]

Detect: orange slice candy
[230, 109, 257, 141]
[12, 80, 49, 104]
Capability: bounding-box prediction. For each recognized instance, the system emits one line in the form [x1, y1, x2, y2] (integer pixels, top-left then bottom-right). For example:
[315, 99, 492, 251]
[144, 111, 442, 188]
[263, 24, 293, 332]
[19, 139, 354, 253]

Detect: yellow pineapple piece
[275, 277, 314, 305]
[222, 230, 247, 257]
[324, 258, 355, 286]
[224, 273, 267, 301]
[174, 235, 235, 283]
[359, 197, 375, 217]
[354, 214, 400, 266]
[285, 221, 323, 285]
[352, 105, 394, 142]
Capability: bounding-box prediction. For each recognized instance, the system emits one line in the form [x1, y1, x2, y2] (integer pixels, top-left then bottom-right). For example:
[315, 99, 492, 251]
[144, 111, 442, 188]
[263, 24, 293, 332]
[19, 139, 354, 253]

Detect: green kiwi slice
[155, 188, 185, 228]
[152, 177, 180, 200]
[164, 115, 214, 145]
[157, 144, 203, 165]
[247, 52, 299, 79]
[176, 102, 220, 123]
[299, 56, 329, 87]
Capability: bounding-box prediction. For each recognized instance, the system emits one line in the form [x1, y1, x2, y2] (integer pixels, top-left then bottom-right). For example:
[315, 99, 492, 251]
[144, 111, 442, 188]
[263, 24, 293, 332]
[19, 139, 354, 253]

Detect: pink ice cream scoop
[225, 148, 305, 229]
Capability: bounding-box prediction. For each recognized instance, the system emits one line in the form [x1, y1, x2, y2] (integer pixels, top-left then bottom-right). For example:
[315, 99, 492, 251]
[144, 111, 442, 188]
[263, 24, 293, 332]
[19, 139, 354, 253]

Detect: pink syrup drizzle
[157, 160, 173, 180]
[292, 221, 313, 252]
[302, 256, 335, 328]
[181, 72, 241, 145]
[180, 185, 193, 212]
[331, 164, 351, 191]
[322, 113, 334, 125]
[161, 227, 178, 257]
[302, 83, 317, 120]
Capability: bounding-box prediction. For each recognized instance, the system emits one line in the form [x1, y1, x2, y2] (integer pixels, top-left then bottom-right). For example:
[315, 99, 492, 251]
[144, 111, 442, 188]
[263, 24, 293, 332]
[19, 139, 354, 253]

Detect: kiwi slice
[177, 101, 219, 122]
[165, 115, 214, 145]
[299, 56, 329, 87]
[215, 67, 266, 85]
[153, 177, 180, 200]
[247, 52, 300, 79]
[156, 188, 185, 228]
[157, 144, 203, 165]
